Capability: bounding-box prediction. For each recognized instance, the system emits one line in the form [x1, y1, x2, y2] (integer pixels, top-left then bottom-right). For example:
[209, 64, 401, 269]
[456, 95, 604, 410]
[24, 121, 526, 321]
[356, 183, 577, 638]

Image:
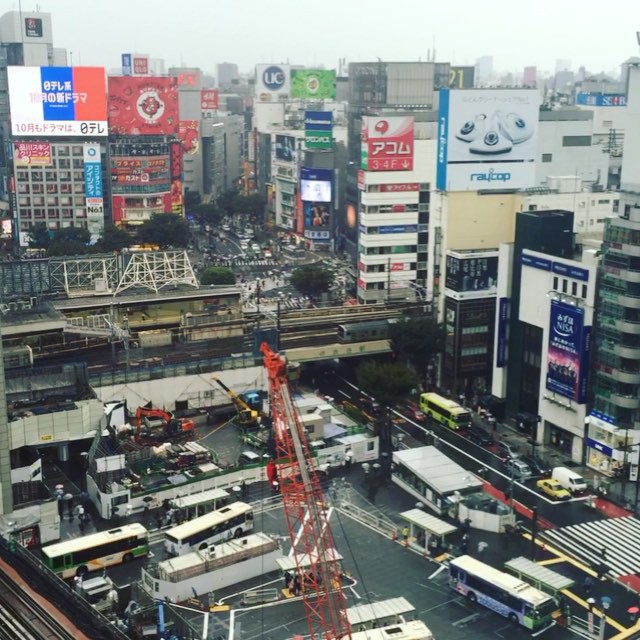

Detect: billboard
[178, 121, 200, 155]
[576, 93, 626, 107]
[83, 143, 103, 198]
[170, 141, 183, 215]
[304, 111, 333, 150]
[291, 69, 336, 99]
[300, 167, 332, 202]
[201, 89, 219, 111]
[275, 135, 296, 162]
[448, 66, 475, 89]
[8, 66, 108, 137]
[108, 76, 179, 135]
[361, 116, 414, 172]
[445, 254, 498, 293]
[546, 300, 589, 403]
[110, 155, 170, 195]
[437, 88, 540, 191]
[255, 64, 290, 102]
[25, 17, 43, 37]
[13, 142, 51, 166]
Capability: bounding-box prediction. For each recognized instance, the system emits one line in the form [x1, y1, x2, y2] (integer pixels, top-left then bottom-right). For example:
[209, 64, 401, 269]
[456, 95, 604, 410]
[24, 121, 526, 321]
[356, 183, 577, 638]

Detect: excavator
[211, 377, 261, 428]
[131, 405, 195, 443]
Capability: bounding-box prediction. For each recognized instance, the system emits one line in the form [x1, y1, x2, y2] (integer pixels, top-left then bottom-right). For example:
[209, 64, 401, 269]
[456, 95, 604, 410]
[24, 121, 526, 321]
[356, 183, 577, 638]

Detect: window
[571, 282, 578, 296]
[553, 277, 558, 290]
[542, 153, 552, 162]
[582, 285, 587, 298]
[562, 135, 591, 147]
[562, 279, 568, 293]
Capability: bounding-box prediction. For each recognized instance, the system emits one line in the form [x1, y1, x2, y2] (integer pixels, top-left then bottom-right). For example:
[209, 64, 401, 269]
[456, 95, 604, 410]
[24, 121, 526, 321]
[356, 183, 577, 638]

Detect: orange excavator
[132, 405, 195, 443]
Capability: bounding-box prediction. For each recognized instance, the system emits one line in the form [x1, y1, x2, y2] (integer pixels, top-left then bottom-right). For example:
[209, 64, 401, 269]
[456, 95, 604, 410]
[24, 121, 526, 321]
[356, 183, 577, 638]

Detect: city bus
[164, 501, 254, 556]
[449, 555, 559, 631]
[41, 523, 149, 579]
[419, 392, 471, 430]
[171, 488, 230, 521]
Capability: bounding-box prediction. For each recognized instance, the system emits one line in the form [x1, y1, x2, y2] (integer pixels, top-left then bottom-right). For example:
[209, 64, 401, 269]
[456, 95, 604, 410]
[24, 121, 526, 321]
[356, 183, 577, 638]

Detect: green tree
[137, 214, 190, 248]
[201, 266, 236, 285]
[290, 264, 333, 298]
[192, 202, 223, 228]
[94, 223, 132, 252]
[235, 193, 265, 220]
[216, 188, 240, 217]
[356, 361, 419, 407]
[184, 188, 201, 208]
[47, 227, 92, 256]
[389, 317, 445, 376]
[28, 222, 51, 249]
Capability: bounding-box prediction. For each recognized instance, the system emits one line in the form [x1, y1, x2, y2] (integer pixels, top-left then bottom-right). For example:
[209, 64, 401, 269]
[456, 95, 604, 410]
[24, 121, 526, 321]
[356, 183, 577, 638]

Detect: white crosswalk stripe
[540, 516, 640, 577]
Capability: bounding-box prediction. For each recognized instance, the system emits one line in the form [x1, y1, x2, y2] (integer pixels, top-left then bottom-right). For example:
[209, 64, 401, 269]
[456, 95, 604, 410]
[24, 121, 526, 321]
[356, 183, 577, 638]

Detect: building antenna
[432, 37, 436, 62]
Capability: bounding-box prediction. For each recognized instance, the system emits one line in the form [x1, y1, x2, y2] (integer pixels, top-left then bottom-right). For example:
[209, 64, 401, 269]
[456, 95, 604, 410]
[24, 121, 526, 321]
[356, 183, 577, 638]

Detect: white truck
[551, 466, 588, 494]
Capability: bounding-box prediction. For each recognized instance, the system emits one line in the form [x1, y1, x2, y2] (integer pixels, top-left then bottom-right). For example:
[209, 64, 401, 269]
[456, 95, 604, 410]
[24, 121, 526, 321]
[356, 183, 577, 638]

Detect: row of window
[362, 204, 420, 213]
[18, 183, 85, 194]
[552, 277, 589, 299]
[361, 245, 417, 256]
[19, 196, 85, 206]
[16, 170, 85, 182]
[361, 263, 417, 273]
[20, 221, 88, 231]
[21, 209, 87, 219]
[606, 225, 640, 246]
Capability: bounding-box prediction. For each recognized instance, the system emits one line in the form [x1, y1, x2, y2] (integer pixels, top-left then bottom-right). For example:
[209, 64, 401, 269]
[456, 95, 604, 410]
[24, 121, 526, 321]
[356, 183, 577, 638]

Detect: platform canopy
[400, 508, 457, 536]
[504, 556, 574, 593]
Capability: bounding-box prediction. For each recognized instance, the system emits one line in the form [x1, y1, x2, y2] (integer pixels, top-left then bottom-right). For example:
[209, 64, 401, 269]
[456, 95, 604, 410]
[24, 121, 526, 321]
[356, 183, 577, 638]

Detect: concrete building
[475, 56, 493, 86]
[216, 62, 239, 90]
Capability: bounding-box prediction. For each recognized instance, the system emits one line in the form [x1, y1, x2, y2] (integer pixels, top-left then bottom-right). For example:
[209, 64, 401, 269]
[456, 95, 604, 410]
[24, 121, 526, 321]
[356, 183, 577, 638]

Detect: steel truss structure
[114, 251, 198, 295]
[49, 254, 119, 296]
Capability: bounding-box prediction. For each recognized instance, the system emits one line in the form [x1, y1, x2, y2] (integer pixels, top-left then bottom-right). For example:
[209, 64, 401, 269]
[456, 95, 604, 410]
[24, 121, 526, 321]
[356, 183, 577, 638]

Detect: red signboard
[201, 89, 219, 111]
[390, 263, 405, 271]
[362, 116, 414, 172]
[380, 183, 420, 192]
[177, 72, 198, 87]
[357, 169, 365, 190]
[169, 141, 183, 215]
[133, 57, 148, 75]
[178, 121, 199, 154]
[13, 142, 51, 166]
[392, 204, 406, 212]
[108, 77, 179, 135]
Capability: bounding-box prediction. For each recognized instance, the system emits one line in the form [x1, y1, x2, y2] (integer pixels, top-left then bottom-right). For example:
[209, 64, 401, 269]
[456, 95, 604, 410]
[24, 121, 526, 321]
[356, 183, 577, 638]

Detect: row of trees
[188, 189, 266, 229]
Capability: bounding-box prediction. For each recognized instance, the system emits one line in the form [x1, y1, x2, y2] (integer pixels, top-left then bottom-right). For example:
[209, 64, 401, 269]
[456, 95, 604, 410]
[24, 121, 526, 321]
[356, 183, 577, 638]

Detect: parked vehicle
[465, 425, 494, 447]
[505, 458, 532, 480]
[551, 467, 588, 494]
[536, 478, 571, 501]
[496, 441, 520, 461]
[520, 455, 550, 477]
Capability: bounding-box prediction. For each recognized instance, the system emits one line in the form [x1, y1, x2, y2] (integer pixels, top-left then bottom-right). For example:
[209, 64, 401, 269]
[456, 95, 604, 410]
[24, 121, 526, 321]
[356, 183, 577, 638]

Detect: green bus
[419, 392, 471, 430]
[42, 523, 149, 579]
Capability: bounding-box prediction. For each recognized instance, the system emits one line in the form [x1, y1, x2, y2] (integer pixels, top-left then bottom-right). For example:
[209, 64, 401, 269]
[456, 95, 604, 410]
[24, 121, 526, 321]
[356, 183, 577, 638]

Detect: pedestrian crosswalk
[216, 258, 277, 267]
[540, 516, 640, 577]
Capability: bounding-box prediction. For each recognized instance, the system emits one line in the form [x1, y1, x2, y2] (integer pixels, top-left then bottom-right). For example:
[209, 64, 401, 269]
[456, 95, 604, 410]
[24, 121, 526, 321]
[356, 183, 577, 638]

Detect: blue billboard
[121, 53, 132, 76]
[83, 143, 103, 198]
[576, 93, 626, 107]
[546, 300, 589, 403]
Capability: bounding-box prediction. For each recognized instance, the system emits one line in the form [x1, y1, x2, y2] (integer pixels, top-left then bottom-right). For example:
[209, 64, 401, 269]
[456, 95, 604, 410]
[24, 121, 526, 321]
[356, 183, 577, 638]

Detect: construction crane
[260, 342, 351, 640]
[211, 376, 261, 427]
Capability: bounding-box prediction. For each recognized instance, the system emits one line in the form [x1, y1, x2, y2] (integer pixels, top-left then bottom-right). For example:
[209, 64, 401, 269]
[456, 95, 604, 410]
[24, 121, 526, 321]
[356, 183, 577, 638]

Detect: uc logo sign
[263, 66, 286, 91]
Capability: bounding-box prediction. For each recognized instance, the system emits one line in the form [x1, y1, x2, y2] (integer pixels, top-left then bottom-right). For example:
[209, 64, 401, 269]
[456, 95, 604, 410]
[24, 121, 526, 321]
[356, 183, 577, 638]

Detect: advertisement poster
[546, 300, 587, 402]
[445, 254, 498, 292]
[255, 64, 290, 102]
[108, 77, 179, 135]
[275, 135, 296, 162]
[437, 88, 539, 191]
[303, 201, 331, 228]
[13, 142, 51, 166]
[291, 69, 336, 99]
[170, 141, 183, 215]
[24, 17, 43, 37]
[83, 143, 103, 198]
[304, 111, 333, 150]
[201, 89, 219, 111]
[300, 167, 332, 202]
[178, 121, 199, 155]
[8, 66, 108, 137]
[361, 116, 414, 172]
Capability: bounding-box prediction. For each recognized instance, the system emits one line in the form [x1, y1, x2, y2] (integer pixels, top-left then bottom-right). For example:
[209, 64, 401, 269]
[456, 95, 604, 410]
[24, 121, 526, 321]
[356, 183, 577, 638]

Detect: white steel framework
[114, 251, 198, 295]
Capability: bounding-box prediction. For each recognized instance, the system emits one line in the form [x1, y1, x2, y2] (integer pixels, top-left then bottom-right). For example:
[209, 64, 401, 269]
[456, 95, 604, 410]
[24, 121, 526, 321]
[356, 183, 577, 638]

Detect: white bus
[171, 488, 230, 520]
[42, 523, 149, 579]
[449, 555, 559, 632]
[350, 621, 433, 640]
[164, 501, 254, 556]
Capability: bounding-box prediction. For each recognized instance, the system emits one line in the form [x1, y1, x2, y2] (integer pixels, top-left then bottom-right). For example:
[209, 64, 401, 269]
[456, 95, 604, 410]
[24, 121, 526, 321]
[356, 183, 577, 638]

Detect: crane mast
[260, 342, 351, 640]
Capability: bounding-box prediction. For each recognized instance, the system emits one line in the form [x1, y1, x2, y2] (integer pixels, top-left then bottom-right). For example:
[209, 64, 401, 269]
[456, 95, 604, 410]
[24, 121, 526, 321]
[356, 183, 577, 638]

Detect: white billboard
[255, 64, 290, 102]
[437, 88, 540, 191]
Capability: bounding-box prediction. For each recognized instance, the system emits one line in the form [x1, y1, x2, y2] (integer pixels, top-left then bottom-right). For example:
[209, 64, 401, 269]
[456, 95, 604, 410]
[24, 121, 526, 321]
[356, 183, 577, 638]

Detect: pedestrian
[79, 518, 85, 533]
[584, 576, 593, 595]
[402, 526, 410, 542]
[156, 512, 163, 530]
[292, 575, 301, 597]
[283, 571, 292, 590]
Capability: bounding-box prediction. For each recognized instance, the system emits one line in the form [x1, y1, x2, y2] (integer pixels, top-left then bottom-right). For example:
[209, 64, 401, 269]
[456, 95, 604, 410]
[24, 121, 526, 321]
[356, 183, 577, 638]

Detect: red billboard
[178, 121, 199, 154]
[169, 141, 183, 215]
[13, 142, 51, 166]
[133, 57, 148, 75]
[108, 77, 179, 135]
[201, 89, 219, 111]
[361, 116, 414, 172]
[380, 183, 420, 192]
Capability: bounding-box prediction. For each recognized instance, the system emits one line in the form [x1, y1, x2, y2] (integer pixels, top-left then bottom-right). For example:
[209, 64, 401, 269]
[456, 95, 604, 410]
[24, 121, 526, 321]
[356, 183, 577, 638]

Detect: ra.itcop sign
[304, 111, 332, 150]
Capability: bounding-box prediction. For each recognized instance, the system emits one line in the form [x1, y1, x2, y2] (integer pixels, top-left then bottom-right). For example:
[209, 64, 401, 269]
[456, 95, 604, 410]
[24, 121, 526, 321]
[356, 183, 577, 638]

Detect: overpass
[282, 339, 392, 363]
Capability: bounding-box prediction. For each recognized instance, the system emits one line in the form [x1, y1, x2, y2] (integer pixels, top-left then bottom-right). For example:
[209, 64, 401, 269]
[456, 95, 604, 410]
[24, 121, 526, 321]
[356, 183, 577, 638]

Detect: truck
[551, 466, 588, 495]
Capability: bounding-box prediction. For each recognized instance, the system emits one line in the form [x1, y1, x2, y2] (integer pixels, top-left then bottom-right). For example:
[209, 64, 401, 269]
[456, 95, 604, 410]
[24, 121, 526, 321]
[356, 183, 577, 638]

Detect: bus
[350, 621, 433, 640]
[171, 488, 230, 521]
[41, 523, 149, 579]
[164, 501, 254, 556]
[449, 555, 559, 632]
[419, 392, 471, 430]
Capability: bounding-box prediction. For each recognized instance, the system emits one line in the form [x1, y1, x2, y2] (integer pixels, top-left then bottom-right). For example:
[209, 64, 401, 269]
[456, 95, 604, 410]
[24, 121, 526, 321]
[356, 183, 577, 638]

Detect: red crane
[261, 342, 351, 640]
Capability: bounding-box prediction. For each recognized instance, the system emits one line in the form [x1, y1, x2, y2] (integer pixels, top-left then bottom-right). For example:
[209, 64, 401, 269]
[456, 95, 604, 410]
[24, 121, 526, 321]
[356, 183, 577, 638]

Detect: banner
[108, 76, 179, 135]
[275, 135, 296, 162]
[169, 142, 183, 214]
[201, 89, 219, 111]
[445, 254, 498, 292]
[291, 69, 336, 99]
[361, 116, 414, 172]
[13, 142, 51, 166]
[178, 121, 199, 154]
[304, 111, 332, 150]
[546, 300, 588, 403]
[8, 66, 108, 137]
[83, 143, 103, 198]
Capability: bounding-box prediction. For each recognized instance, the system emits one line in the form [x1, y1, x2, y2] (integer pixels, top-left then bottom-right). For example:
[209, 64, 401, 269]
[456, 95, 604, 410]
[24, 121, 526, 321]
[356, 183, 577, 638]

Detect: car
[465, 425, 494, 447]
[222, 224, 231, 232]
[505, 458, 532, 480]
[400, 401, 426, 423]
[536, 478, 571, 501]
[251, 243, 261, 252]
[263, 249, 273, 259]
[496, 441, 520, 461]
[520, 455, 550, 477]
[360, 396, 381, 416]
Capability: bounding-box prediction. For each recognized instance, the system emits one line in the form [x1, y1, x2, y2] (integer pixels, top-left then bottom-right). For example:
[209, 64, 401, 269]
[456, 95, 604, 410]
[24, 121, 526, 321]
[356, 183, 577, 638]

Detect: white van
[551, 466, 588, 494]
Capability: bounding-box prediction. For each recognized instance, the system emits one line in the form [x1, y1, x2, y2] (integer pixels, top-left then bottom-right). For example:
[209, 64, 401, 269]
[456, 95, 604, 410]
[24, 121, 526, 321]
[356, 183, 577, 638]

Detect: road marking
[452, 612, 481, 626]
[428, 564, 447, 579]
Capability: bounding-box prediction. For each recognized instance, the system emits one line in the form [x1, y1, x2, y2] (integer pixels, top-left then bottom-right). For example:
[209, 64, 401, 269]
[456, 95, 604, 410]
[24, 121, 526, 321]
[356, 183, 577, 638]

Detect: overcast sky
[13, 0, 636, 78]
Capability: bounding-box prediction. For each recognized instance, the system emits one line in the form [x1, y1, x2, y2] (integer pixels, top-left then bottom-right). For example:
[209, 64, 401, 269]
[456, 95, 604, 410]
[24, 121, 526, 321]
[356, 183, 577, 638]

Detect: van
[506, 458, 532, 480]
[496, 441, 520, 461]
[552, 466, 588, 494]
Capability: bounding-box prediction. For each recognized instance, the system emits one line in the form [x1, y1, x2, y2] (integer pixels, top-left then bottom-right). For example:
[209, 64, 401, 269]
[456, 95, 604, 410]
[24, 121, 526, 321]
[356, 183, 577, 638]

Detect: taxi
[536, 478, 571, 501]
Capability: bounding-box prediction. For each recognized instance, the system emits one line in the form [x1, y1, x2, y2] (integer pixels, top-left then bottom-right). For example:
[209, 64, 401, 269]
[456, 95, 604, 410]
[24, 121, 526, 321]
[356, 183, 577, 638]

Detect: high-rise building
[523, 66, 537, 87]
[474, 56, 493, 86]
[216, 62, 239, 90]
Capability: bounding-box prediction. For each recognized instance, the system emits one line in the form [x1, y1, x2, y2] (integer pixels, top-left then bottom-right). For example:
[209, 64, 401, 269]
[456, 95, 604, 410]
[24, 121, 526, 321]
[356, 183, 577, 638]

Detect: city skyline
[11, 0, 636, 78]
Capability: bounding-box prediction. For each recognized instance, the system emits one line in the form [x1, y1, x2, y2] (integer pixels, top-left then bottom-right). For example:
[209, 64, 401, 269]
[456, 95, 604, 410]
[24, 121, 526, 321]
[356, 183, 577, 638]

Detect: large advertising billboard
[301, 167, 332, 241]
[201, 89, 219, 111]
[291, 69, 336, 99]
[255, 64, 290, 102]
[304, 111, 333, 150]
[546, 300, 589, 404]
[8, 66, 108, 137]
[361, 116, 414, 172]
[110, 155, 170, 195]
[83, 143, 103, 199]
[178, 121, 200, 155]
[275, 135, 296, 162]
[13, 142, 51, 166]
[300, 167, 332, 202]
[437, 88, 539, 191]
[576, 93, 626, 107]
[108, 77, 179, 135]
[445, 254, 498, 293]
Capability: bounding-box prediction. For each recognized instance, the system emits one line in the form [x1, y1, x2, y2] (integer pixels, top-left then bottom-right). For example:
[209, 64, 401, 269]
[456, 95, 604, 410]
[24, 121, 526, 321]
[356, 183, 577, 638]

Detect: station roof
[400, 508, 457, 536]
[504, 556, 575, 592]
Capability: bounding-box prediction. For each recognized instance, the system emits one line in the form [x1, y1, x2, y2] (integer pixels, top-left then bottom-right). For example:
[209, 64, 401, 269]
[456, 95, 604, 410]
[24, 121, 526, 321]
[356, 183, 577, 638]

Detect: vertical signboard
[24, 17, 43, 37]
[546, 300, 588, 403]
[304, 111, 333, 150]
[496, 297, 509, 367]
[169, 141, 183, 215]
[300, 167, 332, 242]
[361, 116, 414, 172]
[201, 89, 219, 119]
[178, 121, 200, 155]
[83, 143, 103, 198]
[121, 53, 132, 76]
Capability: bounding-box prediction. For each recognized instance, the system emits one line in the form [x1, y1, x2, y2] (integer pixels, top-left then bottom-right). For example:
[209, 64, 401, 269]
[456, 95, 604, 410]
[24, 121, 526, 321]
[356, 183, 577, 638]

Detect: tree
[235, 193, 265, 220]
[28, 223, 51, 249]
[216, 188, 240, 217]
[201, 267, 236, 286]
[192, 202, 223, 228]
[137, 214, 190, 248]
[184, 188, 201, 209]
[290, 264, 333, 298]
[94, 223, 132, 252]
[388, 317, 445, 376]
[356, 361, 419, 407]
[47, 227, 91, 256]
